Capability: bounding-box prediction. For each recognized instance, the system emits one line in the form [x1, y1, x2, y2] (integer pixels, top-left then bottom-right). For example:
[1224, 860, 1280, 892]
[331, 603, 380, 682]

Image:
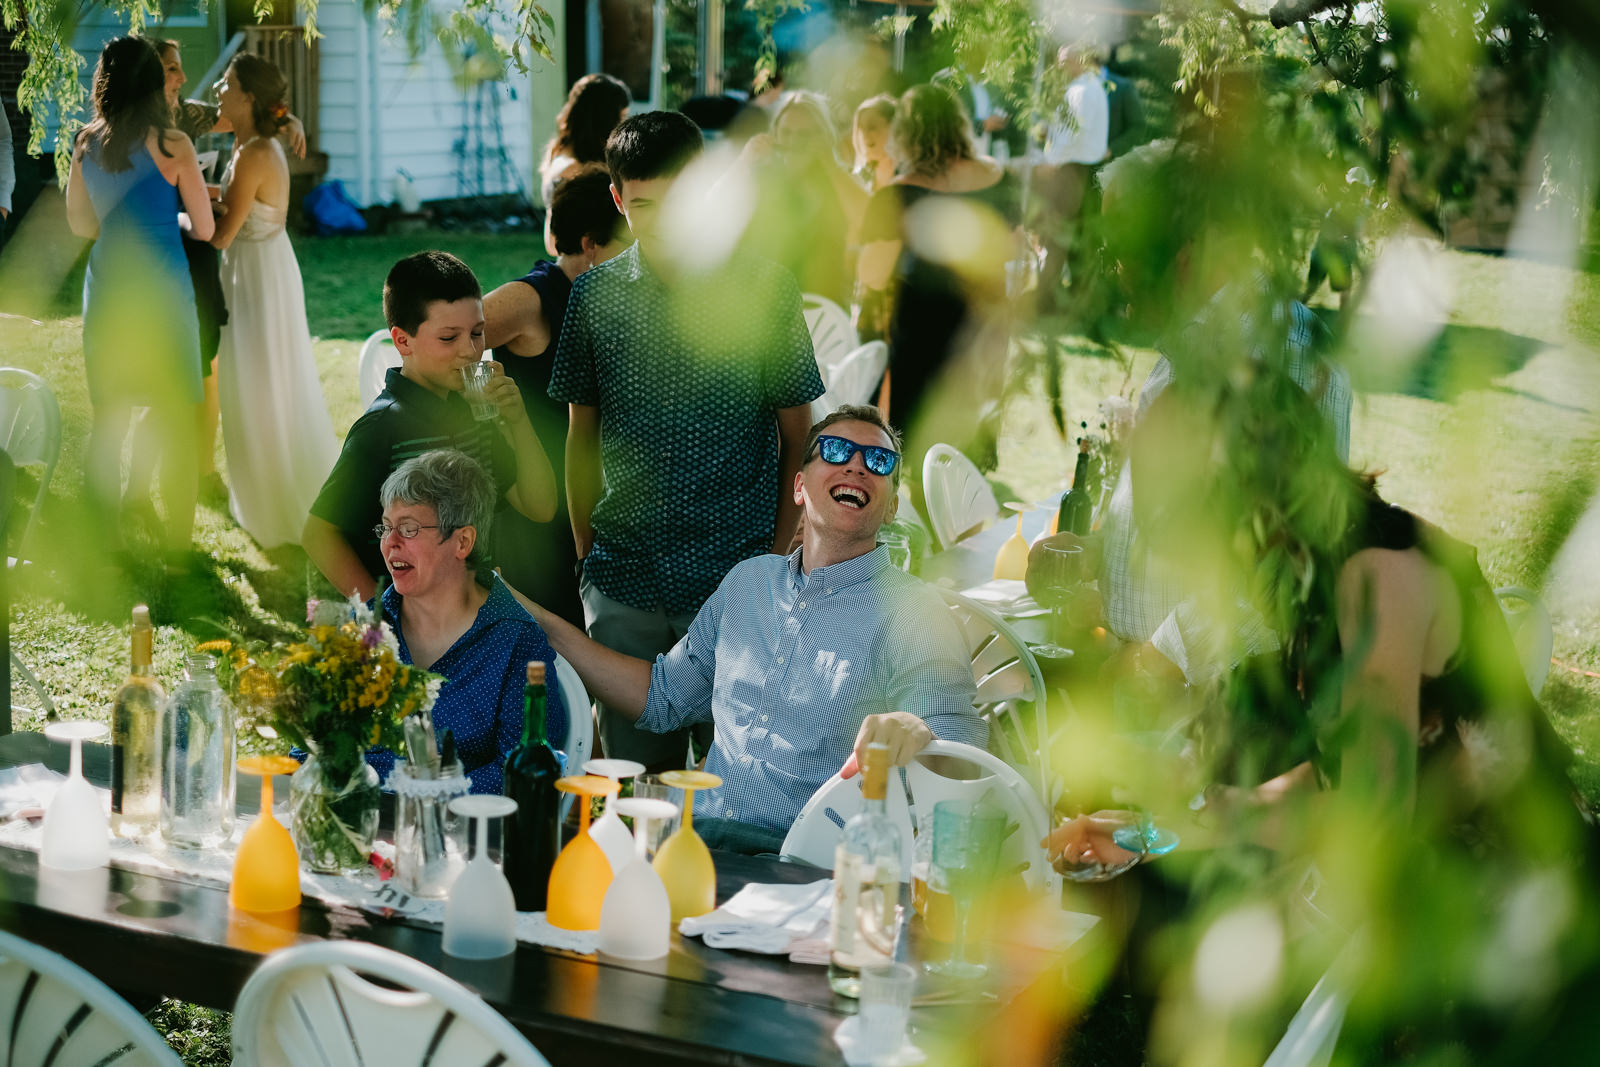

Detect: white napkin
[679, 878, 833, 956]
[959, 578, 1039, 615]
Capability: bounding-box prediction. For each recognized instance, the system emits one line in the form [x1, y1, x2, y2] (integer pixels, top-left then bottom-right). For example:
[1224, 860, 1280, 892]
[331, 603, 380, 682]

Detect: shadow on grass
[1313, 307, 1551, 402]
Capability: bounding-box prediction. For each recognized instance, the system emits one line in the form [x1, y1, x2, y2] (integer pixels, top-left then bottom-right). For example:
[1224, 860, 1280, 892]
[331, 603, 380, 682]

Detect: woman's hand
[1043, 811, 1143, 872]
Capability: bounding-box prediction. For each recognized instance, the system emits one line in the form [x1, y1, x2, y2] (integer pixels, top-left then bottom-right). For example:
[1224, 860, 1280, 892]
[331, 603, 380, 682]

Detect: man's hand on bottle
[840, 712, 932, 780]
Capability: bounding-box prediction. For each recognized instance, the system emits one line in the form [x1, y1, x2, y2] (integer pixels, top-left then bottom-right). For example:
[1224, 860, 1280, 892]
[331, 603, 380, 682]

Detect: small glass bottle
[828, 742, 904, 997]
[160, 653, 236, 849]
[111, 605, 165, 839]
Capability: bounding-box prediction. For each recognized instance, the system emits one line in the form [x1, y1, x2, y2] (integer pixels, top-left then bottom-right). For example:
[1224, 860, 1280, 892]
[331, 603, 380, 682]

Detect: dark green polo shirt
[311, 367, 516, 580]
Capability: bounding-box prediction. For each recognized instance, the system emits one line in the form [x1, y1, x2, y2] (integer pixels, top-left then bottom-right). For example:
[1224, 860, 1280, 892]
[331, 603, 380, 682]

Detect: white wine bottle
[827, 741, 904, 997]
[110, 605, 164, 839]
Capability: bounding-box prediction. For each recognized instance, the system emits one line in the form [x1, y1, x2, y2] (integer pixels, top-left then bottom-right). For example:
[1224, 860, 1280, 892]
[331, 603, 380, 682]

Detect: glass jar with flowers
[207, 595, 440, 875]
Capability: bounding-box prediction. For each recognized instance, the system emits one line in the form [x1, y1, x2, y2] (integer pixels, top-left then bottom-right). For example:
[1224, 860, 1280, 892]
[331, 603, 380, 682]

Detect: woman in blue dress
[66, 36, 211, 562]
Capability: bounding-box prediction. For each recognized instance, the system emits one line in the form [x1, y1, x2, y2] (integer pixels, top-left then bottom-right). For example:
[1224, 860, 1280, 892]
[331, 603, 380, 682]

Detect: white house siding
[317, 0, 538, 207]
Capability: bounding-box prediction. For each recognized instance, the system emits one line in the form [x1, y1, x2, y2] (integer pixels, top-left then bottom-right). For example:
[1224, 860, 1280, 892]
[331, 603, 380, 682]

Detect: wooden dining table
[0, 731, 1075, 1066]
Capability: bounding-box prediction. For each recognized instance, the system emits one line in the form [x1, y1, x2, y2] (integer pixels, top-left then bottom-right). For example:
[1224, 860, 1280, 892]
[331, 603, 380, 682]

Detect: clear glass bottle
[110, 605, 164, 839]
[160, 653, 236, 849]
[828, 741, 904, 997]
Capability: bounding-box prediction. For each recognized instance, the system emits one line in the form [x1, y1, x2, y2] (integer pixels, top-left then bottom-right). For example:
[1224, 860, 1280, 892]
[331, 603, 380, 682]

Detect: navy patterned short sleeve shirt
[549, 243, 824, 615]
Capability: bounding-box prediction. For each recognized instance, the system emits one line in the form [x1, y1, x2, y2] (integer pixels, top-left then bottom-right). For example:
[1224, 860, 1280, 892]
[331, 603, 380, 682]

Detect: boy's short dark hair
[605, 111, 703, 188]
[549, 165, 627, 255]
[383, 251, 482, 335]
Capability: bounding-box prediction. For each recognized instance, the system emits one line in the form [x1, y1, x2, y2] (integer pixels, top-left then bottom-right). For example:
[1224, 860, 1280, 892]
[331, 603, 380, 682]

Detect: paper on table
[679, 878, 834, 957]
[958, 579, 1040, 615]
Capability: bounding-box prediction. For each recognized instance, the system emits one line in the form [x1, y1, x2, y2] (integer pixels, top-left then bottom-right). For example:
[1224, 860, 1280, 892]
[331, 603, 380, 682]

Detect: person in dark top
[302, 251, 556, 600]
[483, 166, 630, 626]
[857, 84, 1020, 465]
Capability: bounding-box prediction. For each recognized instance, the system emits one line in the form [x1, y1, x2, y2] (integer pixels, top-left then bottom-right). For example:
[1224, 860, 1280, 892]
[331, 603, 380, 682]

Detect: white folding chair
[554, 653, 593, 822]
[936, 589, 1053, 807]
[1262, 968, 1348, 1067]
[0, 928, 183, 1067]
[357, 328, 403, 408]
[0, 369, 60, 564]
[232, 941, 551, 1067]
[1495, 586, 1553, 696]
[780, 739, 1058, 895]
[922, 443, 998, 550]
[810, 340, 889, 423]
[0, 369, 60, 720]
[802, 293, 859, 379]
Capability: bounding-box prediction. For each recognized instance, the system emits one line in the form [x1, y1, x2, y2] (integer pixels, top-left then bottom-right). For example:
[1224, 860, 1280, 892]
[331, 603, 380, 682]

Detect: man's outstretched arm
[520, 597, 651, 721]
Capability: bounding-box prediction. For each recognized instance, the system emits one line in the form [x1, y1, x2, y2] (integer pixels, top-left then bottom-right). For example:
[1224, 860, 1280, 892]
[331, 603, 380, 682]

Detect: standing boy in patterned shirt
[549, 110, 825, 772]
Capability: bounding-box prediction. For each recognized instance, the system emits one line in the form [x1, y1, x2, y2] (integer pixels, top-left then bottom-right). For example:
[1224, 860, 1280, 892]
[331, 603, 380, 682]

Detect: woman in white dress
[210, 54, 337, 548]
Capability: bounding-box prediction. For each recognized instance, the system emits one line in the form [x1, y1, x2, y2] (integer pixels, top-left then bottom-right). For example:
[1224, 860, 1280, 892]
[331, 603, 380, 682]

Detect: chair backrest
[232, 941, 551, 1067]
[553, 654, 593, 823]
[936, 589, 1054, 806]
[357, 328, 403, 408]
[1262, 969, 1347, 1067]
[1495, 586, 1552, 697]
[802, 293, 859, 377]
[811, 340, 889, 423]
[0, 928, 184, 1067]
[0, 369, 62, 560]
[779, 739, 1058, 894]
[922, 444, 998, 550]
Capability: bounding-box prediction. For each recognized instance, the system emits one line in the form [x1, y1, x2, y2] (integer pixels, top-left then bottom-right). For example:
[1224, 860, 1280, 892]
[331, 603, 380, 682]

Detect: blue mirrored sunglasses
[813, 434, 900, 476]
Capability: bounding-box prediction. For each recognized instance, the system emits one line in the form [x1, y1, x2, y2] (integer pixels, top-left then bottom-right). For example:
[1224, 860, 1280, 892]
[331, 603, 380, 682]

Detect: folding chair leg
[11, 652, 56, 721]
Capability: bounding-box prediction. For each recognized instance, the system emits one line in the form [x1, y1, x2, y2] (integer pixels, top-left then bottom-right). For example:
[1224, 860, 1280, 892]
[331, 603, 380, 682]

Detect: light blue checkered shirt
[639, 545, 983, 833]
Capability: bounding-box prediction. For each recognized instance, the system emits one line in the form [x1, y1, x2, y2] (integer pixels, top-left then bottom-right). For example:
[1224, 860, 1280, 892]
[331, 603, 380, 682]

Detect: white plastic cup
[41, 722, 110, 872]
[583, 758, 645, 875]
[598, 797, 678, 960]
[442, 796, 518, 960]
[857, 962, 916, 1060]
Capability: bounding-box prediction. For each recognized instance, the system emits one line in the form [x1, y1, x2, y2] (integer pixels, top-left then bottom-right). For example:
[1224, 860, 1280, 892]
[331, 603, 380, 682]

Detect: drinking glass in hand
[924, 800, 1006, 979]
[461, 361, 497, 422]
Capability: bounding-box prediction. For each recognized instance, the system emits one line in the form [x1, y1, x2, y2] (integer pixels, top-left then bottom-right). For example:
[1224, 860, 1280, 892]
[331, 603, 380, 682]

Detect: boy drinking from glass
[303, 251, 556, 600]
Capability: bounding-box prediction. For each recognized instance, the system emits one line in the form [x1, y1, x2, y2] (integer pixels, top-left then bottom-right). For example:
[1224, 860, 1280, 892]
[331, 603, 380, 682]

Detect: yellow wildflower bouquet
[201, 594, 441, 873]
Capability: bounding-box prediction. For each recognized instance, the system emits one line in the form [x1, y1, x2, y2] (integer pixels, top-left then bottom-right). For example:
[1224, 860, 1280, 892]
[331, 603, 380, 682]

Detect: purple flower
[361, 625, 382, 649]
[305, 599, 321, 624]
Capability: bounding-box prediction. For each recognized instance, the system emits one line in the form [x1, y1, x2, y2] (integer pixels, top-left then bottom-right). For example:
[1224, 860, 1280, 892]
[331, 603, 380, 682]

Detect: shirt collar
[787, 543, 891, 593]
[382, 576, 531, 664]
[381, 366, 464, 415]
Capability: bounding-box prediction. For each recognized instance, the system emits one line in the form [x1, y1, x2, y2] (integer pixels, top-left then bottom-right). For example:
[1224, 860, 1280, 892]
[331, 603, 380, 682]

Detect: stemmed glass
[598, 797, 680, 960]
[40, 721, 110, 871]
[546, 775, 620, 931]
[230, 755, 302, 913]
[923, 800, 1006, 979]
[652, 769, 722, 922]
[443, 795, 519, 960]
[993, 505, 1031, 580]
[1054, 810, 1178, 883]
[583, 758, 645, 875]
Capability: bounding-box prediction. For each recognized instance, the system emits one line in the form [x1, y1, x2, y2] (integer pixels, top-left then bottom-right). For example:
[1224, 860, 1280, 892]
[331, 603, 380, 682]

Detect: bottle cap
[526, 661, 546, 685]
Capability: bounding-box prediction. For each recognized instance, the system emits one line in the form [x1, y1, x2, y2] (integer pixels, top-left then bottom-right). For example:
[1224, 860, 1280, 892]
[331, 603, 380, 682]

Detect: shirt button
[825, 588, 834, 595]
[776, 655, 785, 664]
[760, 714, 769, 722]
[797, 601, 807, 610]
[741, 754, 752, 764]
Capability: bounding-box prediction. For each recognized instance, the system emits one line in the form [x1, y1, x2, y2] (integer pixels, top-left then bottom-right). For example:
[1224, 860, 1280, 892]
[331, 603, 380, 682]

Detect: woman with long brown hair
[538, 73, 629, 252]
[65, 35, 212, 564]
[208, 53, 337, 548]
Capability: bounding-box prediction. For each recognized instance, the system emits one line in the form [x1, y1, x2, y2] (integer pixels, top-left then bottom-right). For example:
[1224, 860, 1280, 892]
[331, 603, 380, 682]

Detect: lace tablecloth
[0, 764, 599, 954]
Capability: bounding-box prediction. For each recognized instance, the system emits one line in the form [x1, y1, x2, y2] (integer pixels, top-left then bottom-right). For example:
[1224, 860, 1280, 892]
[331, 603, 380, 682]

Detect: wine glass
[230, 755, 302, 913]
[583, 758, 645, 875]
[546, 775, 620, 931]
[598, 796, 680, 960]
[923, 800, 1005, 979]
[41, 721, 110, 871]
[443, 795, 519, 959]
[993, 504, 1031, 580]
[651, 769, 722, 922]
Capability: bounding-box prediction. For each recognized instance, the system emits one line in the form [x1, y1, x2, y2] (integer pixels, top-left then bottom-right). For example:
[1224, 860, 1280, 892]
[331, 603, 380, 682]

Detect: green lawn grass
[3, 200, 1600, 1063]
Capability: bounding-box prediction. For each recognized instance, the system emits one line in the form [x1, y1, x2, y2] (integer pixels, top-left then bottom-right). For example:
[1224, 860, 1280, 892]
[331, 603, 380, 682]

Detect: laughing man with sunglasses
[527, 405, 983, 855]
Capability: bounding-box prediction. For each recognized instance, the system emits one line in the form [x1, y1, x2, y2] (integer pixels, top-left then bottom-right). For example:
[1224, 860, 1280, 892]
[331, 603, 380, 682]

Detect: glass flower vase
[289, 751, 380, 875]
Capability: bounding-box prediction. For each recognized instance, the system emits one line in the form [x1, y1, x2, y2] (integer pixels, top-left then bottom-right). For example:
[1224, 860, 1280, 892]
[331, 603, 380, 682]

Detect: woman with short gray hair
[373, 449, 567, 794]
